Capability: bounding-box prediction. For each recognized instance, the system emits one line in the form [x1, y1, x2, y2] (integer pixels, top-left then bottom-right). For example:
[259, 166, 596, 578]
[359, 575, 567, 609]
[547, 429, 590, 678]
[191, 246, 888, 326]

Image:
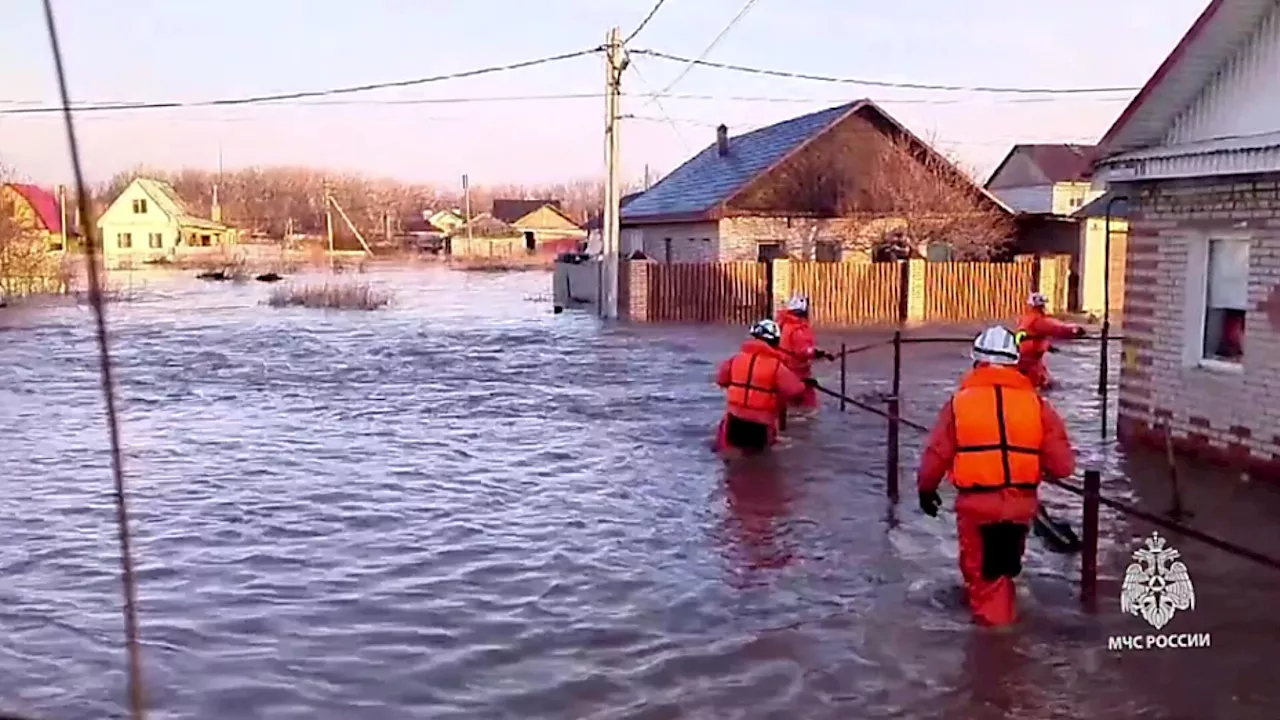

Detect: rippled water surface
[2, 267, 1279, 719]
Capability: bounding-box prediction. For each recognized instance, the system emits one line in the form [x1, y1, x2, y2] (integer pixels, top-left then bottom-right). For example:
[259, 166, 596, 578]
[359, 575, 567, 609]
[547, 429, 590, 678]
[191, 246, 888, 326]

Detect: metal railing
[818, 330, 1280, 610]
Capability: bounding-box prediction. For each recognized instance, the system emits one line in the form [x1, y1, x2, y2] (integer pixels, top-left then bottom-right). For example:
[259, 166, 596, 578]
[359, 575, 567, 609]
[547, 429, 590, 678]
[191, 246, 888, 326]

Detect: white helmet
[972, 326, 1020, 366]
[786, 295, 810, 314]
[1027, 292, 1047, 308]
[750, 318, 782, 345]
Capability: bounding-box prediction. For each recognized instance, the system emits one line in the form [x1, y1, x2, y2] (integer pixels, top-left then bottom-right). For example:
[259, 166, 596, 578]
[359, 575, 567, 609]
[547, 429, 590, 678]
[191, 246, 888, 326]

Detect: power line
[631, 48, 1142, 94]
[0, 89, 1133, 117]
[624, 0, 670, 44]
[652, 0, 762, 97]
[0, 48, 601, 116]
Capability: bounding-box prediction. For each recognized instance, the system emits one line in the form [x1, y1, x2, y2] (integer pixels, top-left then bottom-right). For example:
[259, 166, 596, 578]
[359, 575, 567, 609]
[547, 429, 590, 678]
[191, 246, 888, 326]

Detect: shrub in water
[266, 281, 392, 311]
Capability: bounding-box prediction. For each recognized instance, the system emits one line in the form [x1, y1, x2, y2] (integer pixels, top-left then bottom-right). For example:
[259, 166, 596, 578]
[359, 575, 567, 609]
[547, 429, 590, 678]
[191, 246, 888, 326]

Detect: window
[117, 232, 132, 249]
[200, 234, 212, 247]
[815, 240, 841, 263]
[757, 242, 785, 262]
[1198, 237, 1249, 365]
[132, 198, 147, 214]
[148, 232, 163, 249]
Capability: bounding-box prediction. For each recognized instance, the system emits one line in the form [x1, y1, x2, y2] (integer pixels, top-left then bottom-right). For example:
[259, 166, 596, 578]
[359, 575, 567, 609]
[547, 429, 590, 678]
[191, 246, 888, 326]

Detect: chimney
[716, 124, 729, 156]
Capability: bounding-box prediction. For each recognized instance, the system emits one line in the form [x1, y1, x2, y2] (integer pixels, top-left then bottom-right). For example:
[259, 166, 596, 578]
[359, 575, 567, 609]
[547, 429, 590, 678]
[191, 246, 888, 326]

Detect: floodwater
[1, 266, 1279, 720]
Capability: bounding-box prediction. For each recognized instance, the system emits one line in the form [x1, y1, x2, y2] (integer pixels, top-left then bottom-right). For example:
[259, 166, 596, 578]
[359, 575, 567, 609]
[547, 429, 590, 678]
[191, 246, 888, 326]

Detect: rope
[814, 381, 1280, 574]
[39, 2, 147, 718]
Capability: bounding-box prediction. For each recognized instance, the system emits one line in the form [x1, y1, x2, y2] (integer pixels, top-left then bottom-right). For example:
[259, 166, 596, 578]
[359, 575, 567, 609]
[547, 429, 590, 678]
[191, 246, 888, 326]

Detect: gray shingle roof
[621, 101, 861, 223]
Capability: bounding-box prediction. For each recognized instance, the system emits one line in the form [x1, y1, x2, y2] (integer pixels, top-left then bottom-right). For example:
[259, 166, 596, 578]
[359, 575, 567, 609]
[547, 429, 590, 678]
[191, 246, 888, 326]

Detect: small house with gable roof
[620, 100, 1013, 264]
[97, 177, 232, 268]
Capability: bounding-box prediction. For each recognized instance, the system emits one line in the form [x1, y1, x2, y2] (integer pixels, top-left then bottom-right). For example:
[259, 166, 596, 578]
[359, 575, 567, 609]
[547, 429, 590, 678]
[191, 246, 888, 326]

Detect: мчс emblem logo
[1120, 531, 1196, 630]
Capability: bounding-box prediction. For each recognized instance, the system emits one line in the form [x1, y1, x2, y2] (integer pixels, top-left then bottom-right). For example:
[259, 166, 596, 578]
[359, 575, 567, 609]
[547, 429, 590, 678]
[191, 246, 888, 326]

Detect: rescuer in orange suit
[1015, 292, 1086, 390]
[714, 319, 809, 457]
[916, 326, 1076, 627]
[775, 295, 834, 415]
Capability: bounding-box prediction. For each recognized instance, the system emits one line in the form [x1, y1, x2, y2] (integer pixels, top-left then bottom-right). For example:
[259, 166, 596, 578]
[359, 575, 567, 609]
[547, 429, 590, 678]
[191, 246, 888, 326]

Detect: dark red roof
[491, 198, 562, 224]
[7, 183, 65, 233]
[987, 144, 1097, 187]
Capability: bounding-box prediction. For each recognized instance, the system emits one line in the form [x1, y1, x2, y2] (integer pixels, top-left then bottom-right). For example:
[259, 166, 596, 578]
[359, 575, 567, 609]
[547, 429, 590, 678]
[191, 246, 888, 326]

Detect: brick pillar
[625, 259, 650, 321]
[771, 258, 791, 311]
[905, 258, 927, 323]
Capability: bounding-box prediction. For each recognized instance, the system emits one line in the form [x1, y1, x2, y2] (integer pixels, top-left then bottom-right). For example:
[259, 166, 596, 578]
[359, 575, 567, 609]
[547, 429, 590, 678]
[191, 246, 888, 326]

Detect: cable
[0, 47, 601, 116]
[627, 59, 691, 153]
[632, 48, 1142, 94]
[624, 0, 670, 44]
[39, 2, 147, 719]
[652, 0, 762, 98]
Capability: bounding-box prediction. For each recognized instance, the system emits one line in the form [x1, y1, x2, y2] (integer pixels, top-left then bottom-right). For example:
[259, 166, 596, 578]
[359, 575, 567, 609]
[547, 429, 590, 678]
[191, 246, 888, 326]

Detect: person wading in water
[713, 319, 809, 459]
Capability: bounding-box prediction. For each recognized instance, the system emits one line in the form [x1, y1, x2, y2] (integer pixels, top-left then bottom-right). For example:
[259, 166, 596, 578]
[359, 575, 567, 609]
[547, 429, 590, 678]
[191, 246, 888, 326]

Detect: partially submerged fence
[818, 331, 1280, 609]
[624, 255, 1070, 327]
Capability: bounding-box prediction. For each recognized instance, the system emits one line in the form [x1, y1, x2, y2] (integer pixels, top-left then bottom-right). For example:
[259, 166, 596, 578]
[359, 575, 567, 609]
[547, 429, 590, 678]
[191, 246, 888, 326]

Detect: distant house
[1, 183, 76, 250]
[985, 144, 1117, 314]
[448, 212, 527, 258]
[1090, 0, 1280, 477]
[426, 209, 466, 234]
[619, 99, 1014, 263]
[97, 178, 232, 268]
[491, 199, 587, 255]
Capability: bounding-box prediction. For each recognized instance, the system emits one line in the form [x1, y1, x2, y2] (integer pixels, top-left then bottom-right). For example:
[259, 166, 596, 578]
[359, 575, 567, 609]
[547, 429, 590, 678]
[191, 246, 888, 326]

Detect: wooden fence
[625, 256, 1065, 326]
[643, 261, 768, 324]
[788, 260, 901, 326]
[923, 259, 1036, 322]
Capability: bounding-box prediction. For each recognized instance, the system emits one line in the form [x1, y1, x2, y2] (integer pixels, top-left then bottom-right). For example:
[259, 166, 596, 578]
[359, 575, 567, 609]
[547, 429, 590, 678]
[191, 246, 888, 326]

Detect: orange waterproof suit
[776, 309, 820, 410]
[714, 339, 806, 453]
[917, 364, 1076, 626]
[1015, 308, 1083, 389]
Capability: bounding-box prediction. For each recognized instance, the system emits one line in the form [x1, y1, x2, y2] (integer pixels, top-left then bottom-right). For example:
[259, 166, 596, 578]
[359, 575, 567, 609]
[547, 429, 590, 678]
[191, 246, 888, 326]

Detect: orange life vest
[1015, 310, 1048, 358]
[725, 351, 783, 414]
[951, 365, 1044, 492]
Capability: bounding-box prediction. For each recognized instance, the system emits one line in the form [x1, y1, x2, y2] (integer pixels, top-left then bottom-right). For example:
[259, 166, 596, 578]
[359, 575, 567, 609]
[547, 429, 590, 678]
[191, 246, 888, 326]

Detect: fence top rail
[816, 381, 1280, 574]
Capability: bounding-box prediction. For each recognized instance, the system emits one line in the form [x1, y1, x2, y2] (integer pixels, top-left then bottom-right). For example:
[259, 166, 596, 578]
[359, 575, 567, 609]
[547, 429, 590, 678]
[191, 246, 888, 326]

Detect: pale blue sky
[1, 0, 1207, 188]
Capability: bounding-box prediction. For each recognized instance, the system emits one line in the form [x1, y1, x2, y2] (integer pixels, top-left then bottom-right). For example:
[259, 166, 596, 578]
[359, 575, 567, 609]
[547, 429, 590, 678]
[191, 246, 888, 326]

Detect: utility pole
[324, 184, 335, 264]
[57, 184, 68, 252]
[462, 173, 474, 253]
[601, 26, 625, 319]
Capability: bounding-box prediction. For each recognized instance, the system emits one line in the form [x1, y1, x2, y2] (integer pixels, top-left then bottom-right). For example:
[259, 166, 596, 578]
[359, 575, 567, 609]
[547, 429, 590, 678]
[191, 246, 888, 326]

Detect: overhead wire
[624, 0, 670, 44]
[649, 0, 762, 101]
[38, 1, 147, 719]
[0, 47, 602, 116]
[631, 48, 1143, 94]
[625, 58, 692, 154]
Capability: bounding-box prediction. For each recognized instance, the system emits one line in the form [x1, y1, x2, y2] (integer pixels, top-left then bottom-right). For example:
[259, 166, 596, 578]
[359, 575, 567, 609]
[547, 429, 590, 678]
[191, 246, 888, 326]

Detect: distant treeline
[95, 167, 647, 240]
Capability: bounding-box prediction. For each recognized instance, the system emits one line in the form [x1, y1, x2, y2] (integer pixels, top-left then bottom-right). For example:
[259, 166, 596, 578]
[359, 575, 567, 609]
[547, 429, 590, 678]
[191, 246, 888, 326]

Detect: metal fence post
[1099, 320, 1110, 439]
[1081, 469, 1101, 610]
[839, 342, 847, 412]
[887, 330, 902, 503]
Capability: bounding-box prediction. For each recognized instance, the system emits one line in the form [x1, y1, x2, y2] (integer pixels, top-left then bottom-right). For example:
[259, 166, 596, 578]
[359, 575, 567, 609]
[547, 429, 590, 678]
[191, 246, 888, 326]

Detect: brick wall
[718, 216, 878, 262]
[1117, 173, 1280, 480]
[623, 222, 719, 262]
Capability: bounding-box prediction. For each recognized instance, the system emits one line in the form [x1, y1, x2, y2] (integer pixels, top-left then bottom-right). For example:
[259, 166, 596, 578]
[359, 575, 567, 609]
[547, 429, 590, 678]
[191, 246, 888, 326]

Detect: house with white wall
[97, 177, 231, 268]
[1091, 0, 1280, 478]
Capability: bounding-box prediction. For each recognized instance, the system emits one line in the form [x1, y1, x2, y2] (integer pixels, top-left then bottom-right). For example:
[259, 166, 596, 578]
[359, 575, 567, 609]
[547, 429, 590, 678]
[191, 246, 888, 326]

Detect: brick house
[619, 100, 1013, 263]
[1091, 0, 1280, 477]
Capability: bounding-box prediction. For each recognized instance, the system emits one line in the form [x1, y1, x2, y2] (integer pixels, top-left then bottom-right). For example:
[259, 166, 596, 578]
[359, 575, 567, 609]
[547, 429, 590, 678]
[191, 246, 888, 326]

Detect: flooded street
[2, 266, 1279, 719]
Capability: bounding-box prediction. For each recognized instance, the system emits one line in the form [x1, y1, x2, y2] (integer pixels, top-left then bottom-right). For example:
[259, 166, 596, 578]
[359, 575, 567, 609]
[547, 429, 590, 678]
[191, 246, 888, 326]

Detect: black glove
[919, 490, 941, 517]
[803, 377, 819, 388]
[815, 349, 835, 361]
[1073, 326, 1087, 339]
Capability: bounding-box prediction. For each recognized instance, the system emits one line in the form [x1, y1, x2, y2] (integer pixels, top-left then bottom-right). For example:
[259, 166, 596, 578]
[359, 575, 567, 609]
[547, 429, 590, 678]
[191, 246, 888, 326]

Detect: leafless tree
[0, 163, 67, 297]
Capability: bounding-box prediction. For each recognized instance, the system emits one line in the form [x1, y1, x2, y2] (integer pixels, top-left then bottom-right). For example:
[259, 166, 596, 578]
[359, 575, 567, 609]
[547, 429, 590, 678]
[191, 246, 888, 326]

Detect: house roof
[1095, 0, 1276, 160]
[621, 99, 1011, 224]
[985, 144, 1097, 187]
[131, 177, 227, 230]
[491, 198, 562, 224]
[1074, 191, 1131, 219]
[6, 183, 67, 234]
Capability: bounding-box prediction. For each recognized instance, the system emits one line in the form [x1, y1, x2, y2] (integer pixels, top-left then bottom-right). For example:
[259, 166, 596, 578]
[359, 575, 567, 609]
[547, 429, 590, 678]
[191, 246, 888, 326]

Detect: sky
[0, 0, 1211, 190]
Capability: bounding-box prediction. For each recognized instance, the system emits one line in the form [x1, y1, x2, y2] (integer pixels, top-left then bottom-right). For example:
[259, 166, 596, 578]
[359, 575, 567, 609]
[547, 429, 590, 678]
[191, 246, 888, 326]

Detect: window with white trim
[1200, 237, 1248, 363]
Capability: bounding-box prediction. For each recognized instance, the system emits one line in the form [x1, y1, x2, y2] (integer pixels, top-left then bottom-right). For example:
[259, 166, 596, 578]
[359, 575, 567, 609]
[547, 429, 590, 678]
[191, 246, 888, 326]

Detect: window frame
[148, 232, 163, 249]
[117, 232, 132, 249]
[1184, 232, 1250, 375]
[132, 198, 147, 214]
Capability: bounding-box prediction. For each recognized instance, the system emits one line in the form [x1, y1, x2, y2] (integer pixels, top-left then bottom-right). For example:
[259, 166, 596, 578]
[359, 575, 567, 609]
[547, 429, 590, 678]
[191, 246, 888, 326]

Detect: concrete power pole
[601, 26, 625, 319]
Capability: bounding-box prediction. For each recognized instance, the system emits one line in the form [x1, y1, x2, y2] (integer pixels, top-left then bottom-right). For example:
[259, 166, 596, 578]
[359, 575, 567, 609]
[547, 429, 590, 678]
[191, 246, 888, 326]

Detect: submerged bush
[265, 281, 392, 311]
